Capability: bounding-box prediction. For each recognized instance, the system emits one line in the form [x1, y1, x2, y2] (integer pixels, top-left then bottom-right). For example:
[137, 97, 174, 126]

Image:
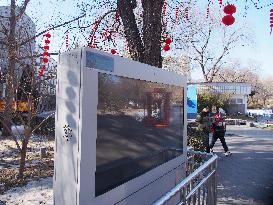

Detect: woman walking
[210, 107, 231, 156]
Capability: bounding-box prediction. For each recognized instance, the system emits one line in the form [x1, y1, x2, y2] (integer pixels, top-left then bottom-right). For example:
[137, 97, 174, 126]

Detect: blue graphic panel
[86, 51, 114, 72]
[187, 85, 197, 119]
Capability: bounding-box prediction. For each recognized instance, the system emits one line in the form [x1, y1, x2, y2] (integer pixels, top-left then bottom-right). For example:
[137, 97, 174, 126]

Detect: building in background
[0, 6, 36, 98]
[192, 82, 251, 115]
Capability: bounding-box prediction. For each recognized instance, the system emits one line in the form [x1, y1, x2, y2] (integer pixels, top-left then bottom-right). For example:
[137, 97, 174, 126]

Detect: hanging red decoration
[116, 9, 120, 22]
[165, 38, 172, 44]
[40, 32, 51, 77]
[224, 4, 237, 15]
[185, 7, 189, 20]
[270, 9, 273, 35]
[45, 39, 50, 44]
[163, 0, 167, 16]
[175, 7, 179, 22]
[218, 0, 222, 7]
[44, 33, 51, 38]
[43, 58, 49, 63]
[222, 15, 235, 26]
[206, 7, 210, 18]
[43, 52, 49, 56]
[89, 21, 98, 48]
[111, 49, 116, 55]
[93, 35, 97, 48]
[163, 44, 170, 51]
[66, 31, 69, 49]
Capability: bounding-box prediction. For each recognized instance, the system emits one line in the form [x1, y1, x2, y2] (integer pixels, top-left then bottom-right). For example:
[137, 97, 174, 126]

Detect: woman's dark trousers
[209, 131, 229, 152]
[204, 131, 210, 153]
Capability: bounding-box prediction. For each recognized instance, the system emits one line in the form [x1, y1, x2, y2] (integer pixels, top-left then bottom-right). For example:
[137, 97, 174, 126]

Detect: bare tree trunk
[2, 0, 17, 137]
[117, 0, 144, 62]
[142, 0, 164, 68]
[118, 0, 164, 68]
[18, 139, 28, 178]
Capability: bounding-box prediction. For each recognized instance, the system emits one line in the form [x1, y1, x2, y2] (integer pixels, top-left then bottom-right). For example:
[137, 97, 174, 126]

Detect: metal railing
[152, 150, 218, 205]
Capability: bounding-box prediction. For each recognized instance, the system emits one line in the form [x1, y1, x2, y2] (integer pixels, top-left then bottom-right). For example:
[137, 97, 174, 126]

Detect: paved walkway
[212, 125, 273, 205]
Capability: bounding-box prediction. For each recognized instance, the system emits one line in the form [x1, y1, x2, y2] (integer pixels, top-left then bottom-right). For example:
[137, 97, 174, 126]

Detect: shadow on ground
[214, 127, 273, 205]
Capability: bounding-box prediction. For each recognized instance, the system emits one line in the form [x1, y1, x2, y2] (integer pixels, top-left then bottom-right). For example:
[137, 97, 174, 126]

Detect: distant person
[210, 107, 231, 156]
[196, 106, 211, 153]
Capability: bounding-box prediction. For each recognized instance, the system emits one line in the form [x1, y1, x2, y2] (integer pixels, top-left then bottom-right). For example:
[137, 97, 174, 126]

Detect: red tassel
[175, 7, 179, 22]
[163, 0, 167, 16]
[206, 7, 210, 18]
[219, 0, 222, 7]
[270, 9, 273, 35]
[66, 31, 69, 49]
[185, 7, 189, 20]
[116, 9, 120, 22]
[93, 35, 97, 48]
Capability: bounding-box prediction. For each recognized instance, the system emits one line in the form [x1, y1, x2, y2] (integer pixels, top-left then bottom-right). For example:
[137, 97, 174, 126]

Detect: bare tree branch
[19, 13, 86, 47]
[17, 0, 31, 20]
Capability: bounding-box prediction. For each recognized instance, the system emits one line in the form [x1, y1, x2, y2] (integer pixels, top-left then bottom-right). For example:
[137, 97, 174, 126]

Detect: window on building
[237, 99, 243, 104]
[230, 98, 236, 104]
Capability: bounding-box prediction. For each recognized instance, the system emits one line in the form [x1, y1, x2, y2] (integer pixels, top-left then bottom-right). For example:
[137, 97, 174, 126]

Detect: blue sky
[229, 1, 273, 78]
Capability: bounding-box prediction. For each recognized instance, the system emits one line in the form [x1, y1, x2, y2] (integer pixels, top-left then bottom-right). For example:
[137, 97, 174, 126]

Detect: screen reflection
[96, 73, 184, 196]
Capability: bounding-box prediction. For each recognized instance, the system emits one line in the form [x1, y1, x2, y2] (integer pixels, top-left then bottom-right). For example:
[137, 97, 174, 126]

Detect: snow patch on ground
[0, 177, 53, 205]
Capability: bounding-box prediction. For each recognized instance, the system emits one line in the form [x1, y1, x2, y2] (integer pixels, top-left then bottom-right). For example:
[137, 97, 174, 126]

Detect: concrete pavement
[213, 125, 273, 205]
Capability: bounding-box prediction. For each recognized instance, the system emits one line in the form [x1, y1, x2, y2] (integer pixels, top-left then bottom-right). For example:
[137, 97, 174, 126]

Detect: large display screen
[96, 73, 184, 196]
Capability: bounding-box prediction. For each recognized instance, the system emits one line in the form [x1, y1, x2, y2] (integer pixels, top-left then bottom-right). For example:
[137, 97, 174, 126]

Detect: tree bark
[2, 0, 17, 137]
[18, 138, 27, 178]
[141, 0, 164, 68]
[117, 0, 144, 62]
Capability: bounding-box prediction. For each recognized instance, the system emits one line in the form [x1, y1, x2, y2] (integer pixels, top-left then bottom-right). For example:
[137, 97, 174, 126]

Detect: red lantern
[222, 15, 235, 26]
[43, 52, 49, 56]
[163, 44, 170, 51]
[45, 39, 50, 44]
[43, 58, 49, 63]
[224, 4, 236, 15]
[111, 49, 116, 55]
[44, 45, 49, 50]
[165, 38, 172, 44]
[44, 33, 51, 38]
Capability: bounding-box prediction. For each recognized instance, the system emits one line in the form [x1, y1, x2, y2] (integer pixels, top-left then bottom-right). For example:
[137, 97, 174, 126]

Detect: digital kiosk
[54, 48, 188, 205]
